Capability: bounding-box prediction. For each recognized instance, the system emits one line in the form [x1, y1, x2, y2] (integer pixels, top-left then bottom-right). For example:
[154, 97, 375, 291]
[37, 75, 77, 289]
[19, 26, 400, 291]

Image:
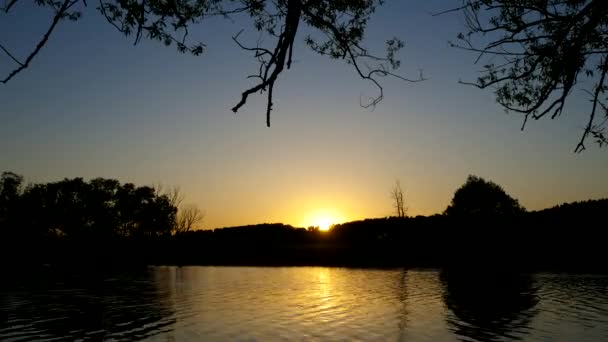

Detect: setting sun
[303, 210, 345, 231]
[316, 218, 333, 231]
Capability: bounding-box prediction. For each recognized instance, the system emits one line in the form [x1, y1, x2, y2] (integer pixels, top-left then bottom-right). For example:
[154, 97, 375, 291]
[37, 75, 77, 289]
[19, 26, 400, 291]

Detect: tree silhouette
[0, 171, 24, 233]
[1, 0, 423, 126]
[153, 184, 205, 233]
[175, 204, 205, 234]
[444, 175, 525, 219]
[6, 175, 178, 239]
[391, 179, 407, 218]
[446, 0, 608, 152]
[441, 271, 539, 341]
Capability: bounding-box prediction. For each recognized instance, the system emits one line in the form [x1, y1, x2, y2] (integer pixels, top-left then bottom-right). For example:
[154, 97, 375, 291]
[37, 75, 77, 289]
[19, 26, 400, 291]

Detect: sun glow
[316, 218, 333, 231]
[304, 210, 345, 231]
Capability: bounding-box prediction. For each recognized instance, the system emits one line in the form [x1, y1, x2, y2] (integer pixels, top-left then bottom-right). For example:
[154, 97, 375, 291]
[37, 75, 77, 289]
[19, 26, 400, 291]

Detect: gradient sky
[1, 0, 607, 229]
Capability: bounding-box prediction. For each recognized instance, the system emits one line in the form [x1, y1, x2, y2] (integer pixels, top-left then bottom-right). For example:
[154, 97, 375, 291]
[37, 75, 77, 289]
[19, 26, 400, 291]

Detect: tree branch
[1, 0, 77, 84]
[0, 43, 23, 66]
[445, 0, 608, 150]
[231, 0, 302, 127]
[575, 57, 608, 152]
[301, 5, 424, 110]
[3, 0, 19, 13]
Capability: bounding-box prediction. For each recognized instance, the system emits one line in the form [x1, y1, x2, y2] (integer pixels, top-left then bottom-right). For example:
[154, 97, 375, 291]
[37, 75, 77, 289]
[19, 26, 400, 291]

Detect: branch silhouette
[441, 0, 608, 151]
[2, 0, 423, 126]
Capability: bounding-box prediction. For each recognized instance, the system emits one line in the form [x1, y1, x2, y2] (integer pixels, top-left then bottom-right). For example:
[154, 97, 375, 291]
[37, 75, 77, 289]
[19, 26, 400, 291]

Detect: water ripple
[2, 267, 608, 341]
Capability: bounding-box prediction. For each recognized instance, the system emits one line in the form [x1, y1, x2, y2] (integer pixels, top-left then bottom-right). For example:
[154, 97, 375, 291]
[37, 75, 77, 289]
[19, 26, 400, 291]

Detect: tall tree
[391, 179, 407, 218]
[0, 172, 23, 206]
[1, 0, 422, 125]
[447, 0, 608, 152]
[0, 171, 24, 231]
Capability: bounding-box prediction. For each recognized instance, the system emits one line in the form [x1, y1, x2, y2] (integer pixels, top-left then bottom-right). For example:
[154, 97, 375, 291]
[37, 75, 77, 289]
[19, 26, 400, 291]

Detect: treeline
[166, 200, 606, 271]
[0, 172, 203, 266]
[1, 172, 606, 271]
[0, 172, 178, 240]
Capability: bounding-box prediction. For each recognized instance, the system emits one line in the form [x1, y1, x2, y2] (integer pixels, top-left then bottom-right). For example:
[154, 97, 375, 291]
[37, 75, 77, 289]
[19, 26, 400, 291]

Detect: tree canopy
[0, 173, 181, 239]
[2, 0, 607, 150]
[450, 0, 608, 152]
[0, 0, 421, 126]
[0, 172, 24, 231]
[444, 175, 525, 219]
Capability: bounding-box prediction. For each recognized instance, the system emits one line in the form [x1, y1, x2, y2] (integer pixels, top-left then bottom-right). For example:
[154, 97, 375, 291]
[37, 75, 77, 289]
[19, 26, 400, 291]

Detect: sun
[316, 218, 333, 231]
[304, 209, 345, 232]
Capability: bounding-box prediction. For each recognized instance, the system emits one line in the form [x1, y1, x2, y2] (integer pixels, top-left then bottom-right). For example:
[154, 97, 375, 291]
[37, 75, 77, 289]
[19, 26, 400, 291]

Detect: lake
[2, 267, 608, 341]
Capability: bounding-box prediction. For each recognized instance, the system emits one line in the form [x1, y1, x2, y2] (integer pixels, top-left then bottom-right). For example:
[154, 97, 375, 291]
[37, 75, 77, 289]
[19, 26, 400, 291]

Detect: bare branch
[0, 43, 23, 66]
[232, 30, 274, 57]
[431, 5, 469, 17]
[175, 204, 205, 233]
[391, 180, 407, 218]
[1, 0, 78, 84]
[231, 0, 302, 127]
[3, 0, 20, 13]
[301, 5, 424, 110]
[575, 57, 608, 152]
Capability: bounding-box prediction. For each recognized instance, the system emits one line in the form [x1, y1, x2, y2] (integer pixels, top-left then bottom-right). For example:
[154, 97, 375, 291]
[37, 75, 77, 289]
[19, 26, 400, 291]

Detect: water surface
[2, 267, 608, 341]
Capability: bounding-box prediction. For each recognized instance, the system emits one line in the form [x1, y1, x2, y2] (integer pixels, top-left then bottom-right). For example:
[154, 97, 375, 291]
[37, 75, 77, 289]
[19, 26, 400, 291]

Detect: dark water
[2, 267, 608, 341]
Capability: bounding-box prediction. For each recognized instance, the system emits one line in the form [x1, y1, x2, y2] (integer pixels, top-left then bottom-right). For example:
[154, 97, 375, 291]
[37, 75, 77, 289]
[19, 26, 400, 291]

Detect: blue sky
[1, 0, 606, 228]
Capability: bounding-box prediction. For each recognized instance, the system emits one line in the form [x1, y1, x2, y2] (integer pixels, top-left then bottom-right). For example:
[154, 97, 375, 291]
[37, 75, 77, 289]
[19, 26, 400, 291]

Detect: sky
[1, 0, 607, 229]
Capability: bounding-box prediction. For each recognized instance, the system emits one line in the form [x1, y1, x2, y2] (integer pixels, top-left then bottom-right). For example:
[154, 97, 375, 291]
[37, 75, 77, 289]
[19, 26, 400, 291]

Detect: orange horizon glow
[302, 209, 345, 231]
